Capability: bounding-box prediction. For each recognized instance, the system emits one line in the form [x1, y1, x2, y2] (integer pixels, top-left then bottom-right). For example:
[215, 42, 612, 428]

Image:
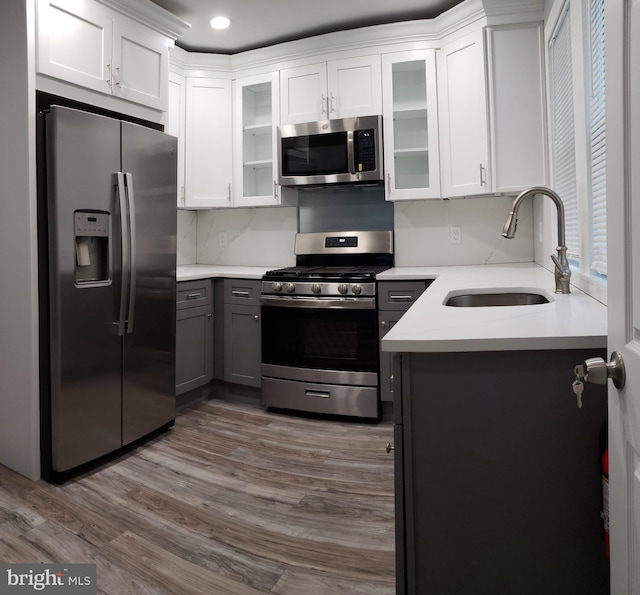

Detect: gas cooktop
[263, 264, 391, 281]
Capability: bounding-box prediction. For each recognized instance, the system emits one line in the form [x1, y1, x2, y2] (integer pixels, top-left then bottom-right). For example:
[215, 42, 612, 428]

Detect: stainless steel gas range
[260, 230, 393, 419]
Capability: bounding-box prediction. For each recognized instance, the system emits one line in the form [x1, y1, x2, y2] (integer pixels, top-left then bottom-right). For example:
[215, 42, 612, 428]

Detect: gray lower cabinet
[176, 280, 213, 395]
[378, 281, 431, 402]
[395, 348, 610, 594]
[223, 279, 261, 388]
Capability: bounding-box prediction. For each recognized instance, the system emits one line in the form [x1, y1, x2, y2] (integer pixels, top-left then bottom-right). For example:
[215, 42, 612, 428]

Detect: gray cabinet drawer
[223, 279, 261, 306]
[177, 280, 211, 310]
[378, 280, 432, 311]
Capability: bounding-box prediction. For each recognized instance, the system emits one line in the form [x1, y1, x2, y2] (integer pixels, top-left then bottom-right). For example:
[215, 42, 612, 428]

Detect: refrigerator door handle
[125, 172, 137, 334]
[115, 172, 129, 336]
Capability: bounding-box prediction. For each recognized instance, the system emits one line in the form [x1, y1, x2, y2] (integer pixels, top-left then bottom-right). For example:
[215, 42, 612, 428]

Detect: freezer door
[45, 106, 123, 472]
[120, 122, 177, 444]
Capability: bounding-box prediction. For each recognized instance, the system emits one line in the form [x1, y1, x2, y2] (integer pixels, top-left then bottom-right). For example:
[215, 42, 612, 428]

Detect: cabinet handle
[390, 294, 413, 301]
[381, 320, 387, 328]
[114, 66, 121, 88]
[329, 92, 336, 114]
[106, 63, 112, 89]
[254, 315, 260, 322]
[306, 390, 330, 399]
[321, 93, 327, 115]
[227, 183, 231, 202]
[273, 180, 278, 201]
[231, 290, 250, 297]
[386, 442, 394, 453]
[479, 163, 486, 186]
[186, 293, 202, 299]
[207, 313, 212, 319]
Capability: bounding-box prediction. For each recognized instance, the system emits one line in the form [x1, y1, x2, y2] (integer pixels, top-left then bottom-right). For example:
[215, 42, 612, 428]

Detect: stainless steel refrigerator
[39, 105, 177, 479]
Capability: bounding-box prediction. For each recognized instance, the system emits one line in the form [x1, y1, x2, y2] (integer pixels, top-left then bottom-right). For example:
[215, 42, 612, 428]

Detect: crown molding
[98, 0, 191, 40]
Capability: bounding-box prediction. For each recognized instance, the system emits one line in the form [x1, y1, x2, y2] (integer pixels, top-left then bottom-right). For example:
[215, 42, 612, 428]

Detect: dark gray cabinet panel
[176, 280, 213, 395]
[378, 280, 431, 403]
[378, 310, 405, 402]
[223, 279, 261, 388]
[396, 348, 610, 594]
[378, 280, 430, 311]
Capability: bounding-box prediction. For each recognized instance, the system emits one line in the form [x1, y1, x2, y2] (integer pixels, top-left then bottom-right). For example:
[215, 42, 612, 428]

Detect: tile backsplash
[177, 194, 533, 268]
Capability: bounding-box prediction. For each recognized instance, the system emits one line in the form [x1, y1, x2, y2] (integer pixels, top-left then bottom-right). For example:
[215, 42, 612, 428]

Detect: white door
[327, 55, 382, 119]
[606, 2, 640, 592]
[437, 28, 490, 197]
[184, 78, 232, 208]
[112, 18, 168, 111]
[36, 0, 113, 95]
[279, 62, 327, 124]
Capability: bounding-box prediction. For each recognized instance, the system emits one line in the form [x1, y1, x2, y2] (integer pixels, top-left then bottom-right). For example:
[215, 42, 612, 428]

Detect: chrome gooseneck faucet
[502, 186, 571, 294]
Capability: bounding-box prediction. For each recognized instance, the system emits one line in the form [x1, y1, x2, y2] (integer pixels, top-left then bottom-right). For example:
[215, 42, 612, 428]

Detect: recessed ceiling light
[209, 16, 231, 30]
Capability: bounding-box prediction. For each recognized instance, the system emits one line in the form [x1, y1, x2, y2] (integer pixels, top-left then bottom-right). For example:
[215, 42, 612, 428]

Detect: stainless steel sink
[445, 292, 550, 307]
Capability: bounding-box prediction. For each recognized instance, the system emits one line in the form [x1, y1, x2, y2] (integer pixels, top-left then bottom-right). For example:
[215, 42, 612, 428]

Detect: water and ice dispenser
[74, 211, 110, 285]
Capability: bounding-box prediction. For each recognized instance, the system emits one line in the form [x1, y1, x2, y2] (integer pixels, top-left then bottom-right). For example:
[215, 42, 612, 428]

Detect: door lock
[583, 351, 626, 389]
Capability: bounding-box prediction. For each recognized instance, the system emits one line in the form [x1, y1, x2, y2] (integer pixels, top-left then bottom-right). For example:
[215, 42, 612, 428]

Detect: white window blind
[549, 4, 580, 262]
[589, 0, 607, 276]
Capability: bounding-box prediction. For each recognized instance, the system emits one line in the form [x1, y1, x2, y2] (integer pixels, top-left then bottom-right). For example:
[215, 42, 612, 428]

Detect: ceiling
[148, 0, 465, 54]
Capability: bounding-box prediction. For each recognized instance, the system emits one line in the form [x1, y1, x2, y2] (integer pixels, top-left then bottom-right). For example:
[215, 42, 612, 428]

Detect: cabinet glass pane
[242, 82, 273, 197]
[392, 60, 430, 190]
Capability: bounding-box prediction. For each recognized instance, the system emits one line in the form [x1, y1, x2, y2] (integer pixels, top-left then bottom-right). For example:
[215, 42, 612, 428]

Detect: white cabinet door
[280, 62, 328, 124]
[438, 29, 490, 197]
[233, 72, 281, 207]
[185, 78, 232, 208]
[486, 23, 547, 192]
[381, 50, 440, 200]
[37, 0, 169, 111]
[280, 56, 382, 124]
[327, 55, 382, 119]
[167, 70, 186, 207]
[112, 18, 168, 111]
[37, 0, 113, 95]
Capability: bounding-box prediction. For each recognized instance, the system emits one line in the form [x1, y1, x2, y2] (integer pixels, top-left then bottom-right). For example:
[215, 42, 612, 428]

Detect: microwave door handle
[125, 172, 137, 334]
[347, 130, 355, 174]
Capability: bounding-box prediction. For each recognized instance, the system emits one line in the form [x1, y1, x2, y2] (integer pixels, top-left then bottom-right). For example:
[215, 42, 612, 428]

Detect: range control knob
[311, 283, 321, 294]
[352, 284, 362, 295]
[272, 282, 283, 292]
[337, 283, 348, 294]
[285, 282, 295, 293]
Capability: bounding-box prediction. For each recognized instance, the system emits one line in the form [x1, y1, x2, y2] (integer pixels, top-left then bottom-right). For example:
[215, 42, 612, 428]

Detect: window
[588, 0, 606, 277]
[547, 0, 607, 301]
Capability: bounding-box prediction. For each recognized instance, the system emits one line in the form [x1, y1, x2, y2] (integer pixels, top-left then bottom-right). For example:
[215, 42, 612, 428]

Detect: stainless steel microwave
[278, 115, 383, 187]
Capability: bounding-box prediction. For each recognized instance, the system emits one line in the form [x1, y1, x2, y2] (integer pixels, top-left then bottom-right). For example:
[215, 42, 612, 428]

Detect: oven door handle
[260, 295, 375, 309]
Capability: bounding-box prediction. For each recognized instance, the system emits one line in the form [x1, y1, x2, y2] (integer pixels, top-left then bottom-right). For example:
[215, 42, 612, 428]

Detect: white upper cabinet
[184, 78, 232, 208]
[280, 55, 382, 124]
[232, 72, 281, 207]
[437, 29, 490, 197]
[37, 0, 170, 111]
[167, 70, 186, 207]
[485, 22, 547, 192]
[381, 50, 440, 200]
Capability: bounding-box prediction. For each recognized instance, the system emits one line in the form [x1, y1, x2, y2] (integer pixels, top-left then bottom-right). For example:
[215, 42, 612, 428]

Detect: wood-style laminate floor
[0, 399, 395, 594]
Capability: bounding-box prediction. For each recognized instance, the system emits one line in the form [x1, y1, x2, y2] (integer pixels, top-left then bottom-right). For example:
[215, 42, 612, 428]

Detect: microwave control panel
[355, 129, 376, 172]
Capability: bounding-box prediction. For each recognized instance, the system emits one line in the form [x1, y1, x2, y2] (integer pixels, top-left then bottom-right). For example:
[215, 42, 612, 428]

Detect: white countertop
[379, 262, 607, 353]
[177, 264, 274, 281]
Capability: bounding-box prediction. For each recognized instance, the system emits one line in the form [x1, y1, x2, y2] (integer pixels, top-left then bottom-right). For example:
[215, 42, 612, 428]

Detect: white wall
[177, 210, 197, 264]
[179, 196, 534, 268]
[0, 1, 41, 480]
[196, 207, 298, 266]
[394, 195, 534, 266]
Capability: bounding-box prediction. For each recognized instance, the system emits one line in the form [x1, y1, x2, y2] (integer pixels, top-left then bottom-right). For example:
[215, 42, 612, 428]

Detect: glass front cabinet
[233, 72, 281, 207]
[381, 50, 440, 200]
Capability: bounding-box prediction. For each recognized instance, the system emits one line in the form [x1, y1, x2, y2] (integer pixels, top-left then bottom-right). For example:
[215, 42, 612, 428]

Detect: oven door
[261, 297, 379, 380]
